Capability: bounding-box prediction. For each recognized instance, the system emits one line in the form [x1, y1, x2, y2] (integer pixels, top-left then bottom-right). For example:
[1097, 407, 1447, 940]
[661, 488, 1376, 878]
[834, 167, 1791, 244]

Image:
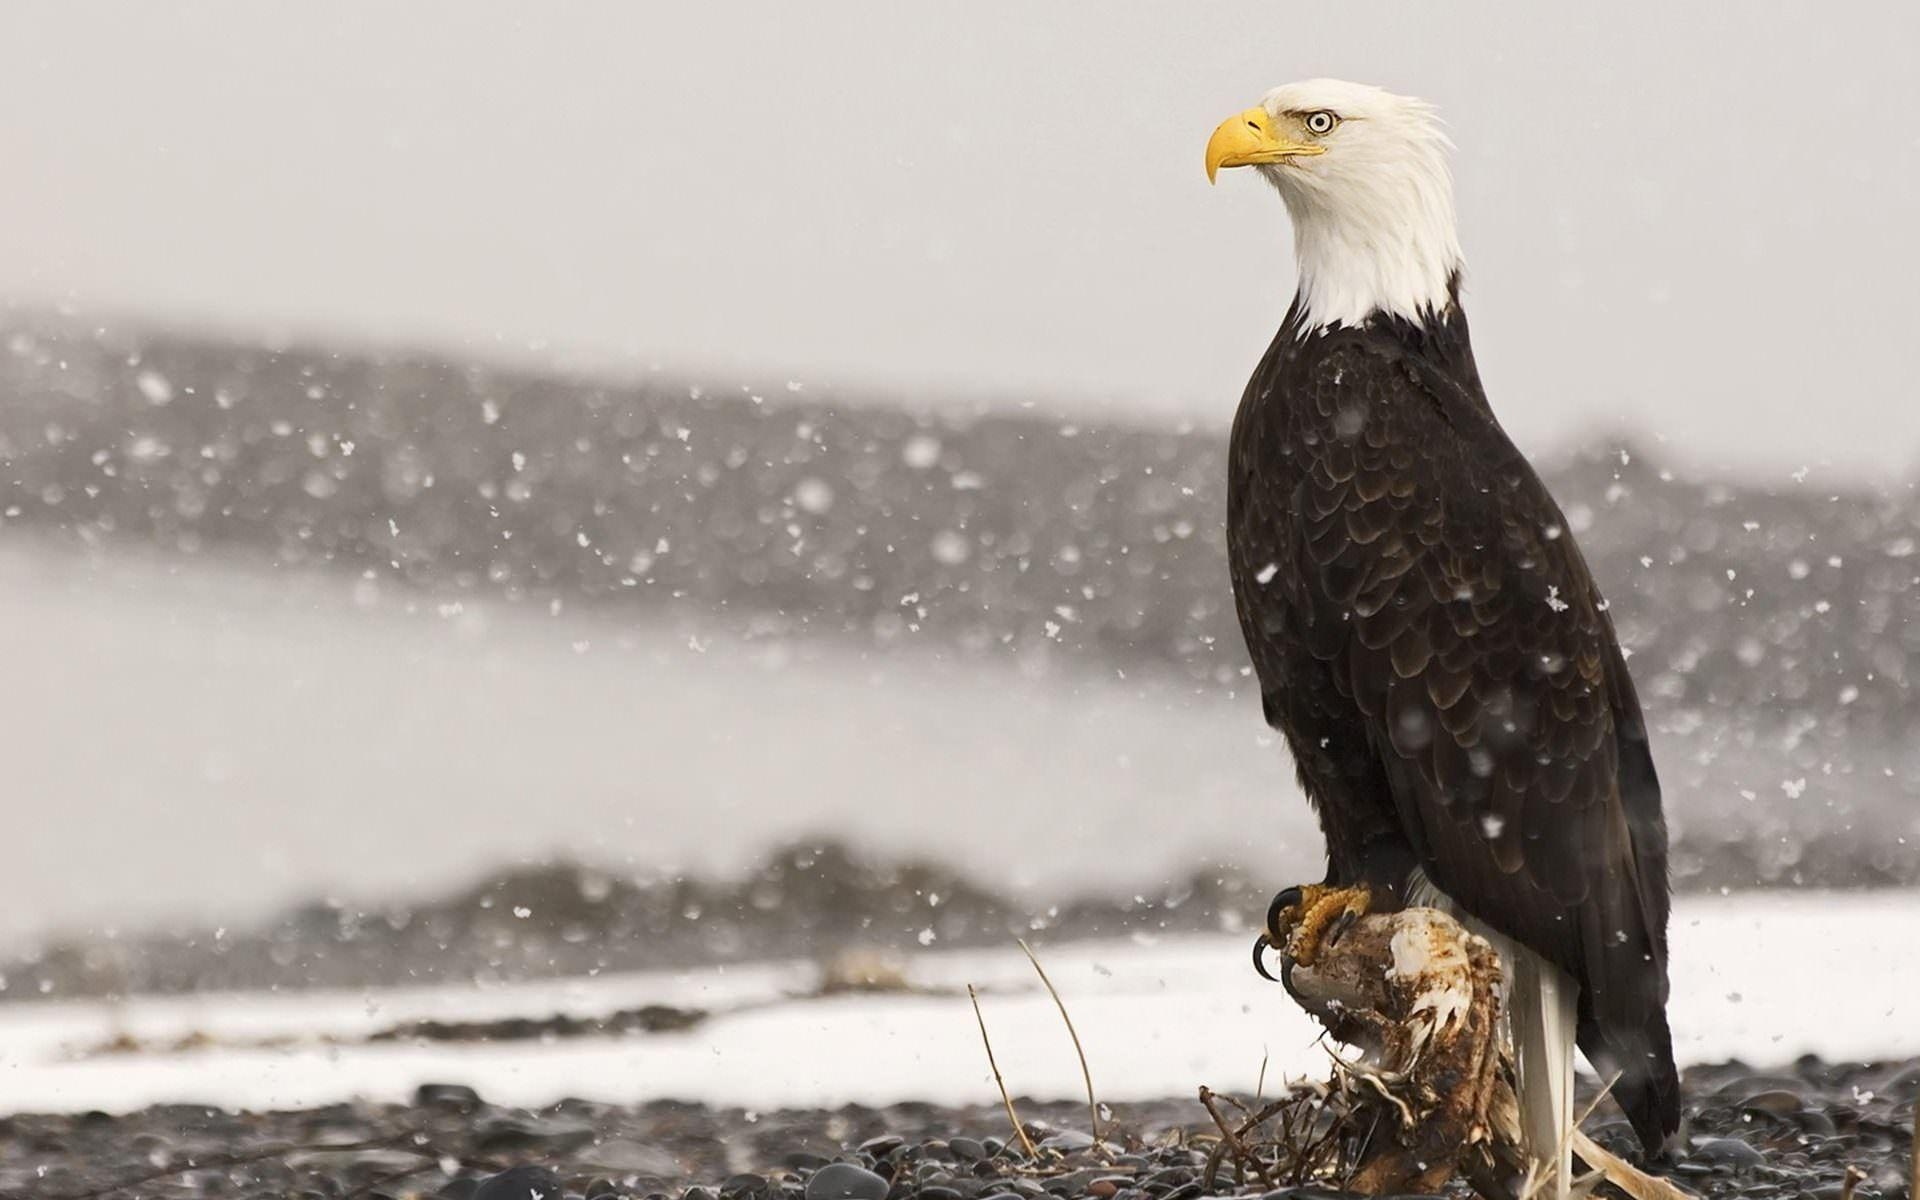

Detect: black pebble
[860, 1135, 905, 1159]
[948, 1138, 987, 1162]
[415, 1082, 484, 1113]
[475, 1166, 568, 1200]
[806, 1162, 890, 1200]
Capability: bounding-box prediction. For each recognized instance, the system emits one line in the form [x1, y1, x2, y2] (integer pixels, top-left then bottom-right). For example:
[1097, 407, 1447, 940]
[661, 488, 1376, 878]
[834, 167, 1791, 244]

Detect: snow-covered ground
[0, 891, 1913, 1114]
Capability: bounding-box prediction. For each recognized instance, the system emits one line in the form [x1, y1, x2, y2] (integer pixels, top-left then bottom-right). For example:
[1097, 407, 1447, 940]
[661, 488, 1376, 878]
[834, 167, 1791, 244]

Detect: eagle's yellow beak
[1206, 107, 1325, 184]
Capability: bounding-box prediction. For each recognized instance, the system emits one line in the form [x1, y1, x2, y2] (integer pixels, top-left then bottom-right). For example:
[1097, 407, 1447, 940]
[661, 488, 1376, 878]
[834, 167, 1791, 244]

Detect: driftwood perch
[1230, 907, 1692, 1200]
[1282, 907, 1530, 1197]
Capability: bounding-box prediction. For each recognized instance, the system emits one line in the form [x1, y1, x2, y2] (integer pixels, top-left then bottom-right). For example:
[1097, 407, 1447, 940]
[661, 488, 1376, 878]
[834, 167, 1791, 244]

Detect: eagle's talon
[1251, 932, 1282, 982]
[1325, 905, 1361, 950]
[1253, 883, 1319, 978]
[1253, 882, 1373, 977]
[1265, 885, 1304, 942]
[1289, 884, 1372, 968]
[1253, 884, 1309, 983]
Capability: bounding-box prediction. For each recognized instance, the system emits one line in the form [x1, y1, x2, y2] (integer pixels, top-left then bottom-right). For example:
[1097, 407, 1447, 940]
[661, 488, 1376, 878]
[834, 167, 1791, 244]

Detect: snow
[0, 891, 1914, 1115]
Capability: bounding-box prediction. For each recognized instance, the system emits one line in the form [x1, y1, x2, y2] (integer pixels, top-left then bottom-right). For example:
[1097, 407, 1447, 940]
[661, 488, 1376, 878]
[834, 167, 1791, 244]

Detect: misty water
[5, 542, 1312, 949]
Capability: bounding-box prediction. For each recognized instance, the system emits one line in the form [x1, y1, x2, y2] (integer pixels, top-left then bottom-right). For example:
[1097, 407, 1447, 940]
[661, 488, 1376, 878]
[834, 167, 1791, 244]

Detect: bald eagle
[1207, 80, 1679, 1181]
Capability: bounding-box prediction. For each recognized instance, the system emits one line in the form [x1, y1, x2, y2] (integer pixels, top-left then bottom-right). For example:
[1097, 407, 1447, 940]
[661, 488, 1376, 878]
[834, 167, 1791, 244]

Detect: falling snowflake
[902, 434, 941, 470]
[793, 477, 834, 514]
[135, 370, 174, 405]
[930, 530, 971, 565]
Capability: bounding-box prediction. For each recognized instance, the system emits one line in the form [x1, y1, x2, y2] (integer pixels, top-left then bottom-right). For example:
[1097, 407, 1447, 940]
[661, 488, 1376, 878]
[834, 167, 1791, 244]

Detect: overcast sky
[3, 3, 1916, 478]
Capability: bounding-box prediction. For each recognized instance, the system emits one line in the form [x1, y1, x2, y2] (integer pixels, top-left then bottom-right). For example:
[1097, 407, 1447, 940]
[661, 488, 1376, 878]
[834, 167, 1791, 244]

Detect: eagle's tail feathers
[1589, 1004, 1683, 1159]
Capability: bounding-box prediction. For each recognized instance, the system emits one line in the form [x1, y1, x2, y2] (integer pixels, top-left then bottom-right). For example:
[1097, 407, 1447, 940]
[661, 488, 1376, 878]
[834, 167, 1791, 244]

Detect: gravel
[1, 1057, 1911, 1200]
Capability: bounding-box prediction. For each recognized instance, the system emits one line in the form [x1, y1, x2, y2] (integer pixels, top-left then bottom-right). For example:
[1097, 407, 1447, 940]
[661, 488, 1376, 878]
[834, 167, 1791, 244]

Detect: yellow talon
[1283, 884, 1373, 969]
[1253, 883, 1376, 980]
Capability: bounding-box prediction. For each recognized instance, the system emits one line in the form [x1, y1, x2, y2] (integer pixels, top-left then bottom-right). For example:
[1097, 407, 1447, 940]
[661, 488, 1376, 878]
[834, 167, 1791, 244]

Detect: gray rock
[806, 1163, 890, 1200]
[860, 1135, 905, 1159]
[1738, 1089, 1803, 1116]
[1689, 1137, 1768, 1170]
[1037, 1130, 1096, 1153]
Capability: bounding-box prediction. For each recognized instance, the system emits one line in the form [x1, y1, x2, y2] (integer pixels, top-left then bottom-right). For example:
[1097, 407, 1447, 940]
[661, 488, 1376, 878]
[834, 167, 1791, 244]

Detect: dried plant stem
[1570, 1131, 1695, 1200]
[968, 983, 1039, 1158]
[1199, 1086, 1276, 1188]
[1840, 1165, 1866, 1200]
[1017, 938, 1100, 1145]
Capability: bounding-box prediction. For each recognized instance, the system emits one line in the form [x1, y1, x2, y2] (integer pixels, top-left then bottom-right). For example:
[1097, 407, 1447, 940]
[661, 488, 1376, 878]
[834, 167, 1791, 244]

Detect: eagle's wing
[1281, 333, 1677, 1146]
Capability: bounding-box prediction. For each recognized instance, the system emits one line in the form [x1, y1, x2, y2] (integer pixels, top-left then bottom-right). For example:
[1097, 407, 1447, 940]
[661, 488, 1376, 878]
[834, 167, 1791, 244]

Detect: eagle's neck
[1278, 162, 1464, 333]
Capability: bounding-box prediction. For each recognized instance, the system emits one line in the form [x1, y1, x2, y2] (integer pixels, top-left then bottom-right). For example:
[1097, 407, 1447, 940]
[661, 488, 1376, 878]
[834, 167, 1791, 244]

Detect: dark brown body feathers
[1227, 288, 1680, 1153]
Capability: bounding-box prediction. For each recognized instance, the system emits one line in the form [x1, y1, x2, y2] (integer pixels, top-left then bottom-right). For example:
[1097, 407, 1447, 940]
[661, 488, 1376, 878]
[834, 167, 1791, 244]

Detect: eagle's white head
[1207, 79, 1463, 332]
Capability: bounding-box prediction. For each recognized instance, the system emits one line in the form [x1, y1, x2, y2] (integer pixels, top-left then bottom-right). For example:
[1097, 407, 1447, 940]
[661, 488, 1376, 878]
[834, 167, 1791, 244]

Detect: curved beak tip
[1206, 106, 1320, 187]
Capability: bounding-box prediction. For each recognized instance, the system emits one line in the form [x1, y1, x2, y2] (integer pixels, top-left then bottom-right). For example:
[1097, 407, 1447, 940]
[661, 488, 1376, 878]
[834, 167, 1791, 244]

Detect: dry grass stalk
[967, 983, 1040, 1158]
[1569, 1131, 1694, 1200]
[1840, 1164, 1866, 1200]
[1017, 938, 1102, 1146]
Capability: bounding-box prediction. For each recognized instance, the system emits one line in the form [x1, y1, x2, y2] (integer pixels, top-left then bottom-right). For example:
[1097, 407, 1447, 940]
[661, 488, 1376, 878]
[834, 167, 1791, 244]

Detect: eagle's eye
[1304, 110, 1338, 136]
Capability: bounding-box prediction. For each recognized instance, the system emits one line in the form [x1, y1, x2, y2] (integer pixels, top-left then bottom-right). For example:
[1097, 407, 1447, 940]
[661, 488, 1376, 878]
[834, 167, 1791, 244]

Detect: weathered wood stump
[1281, 907, 1530, 1198]
[1208, 907, 1689, 1199]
